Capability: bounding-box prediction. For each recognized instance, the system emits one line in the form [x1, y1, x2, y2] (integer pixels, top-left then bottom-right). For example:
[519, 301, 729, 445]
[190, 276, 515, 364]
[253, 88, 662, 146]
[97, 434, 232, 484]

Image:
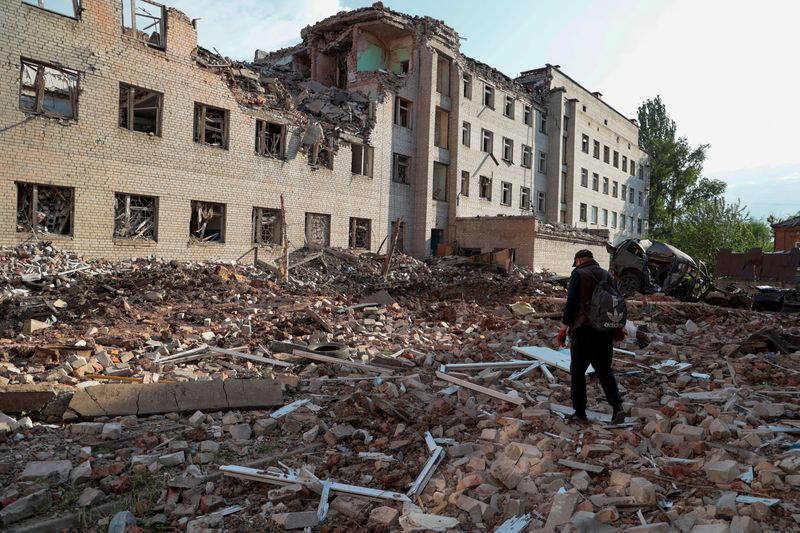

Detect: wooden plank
[435, 371, 525, 406]
[557, 459, 605, 474]
[209, 347, 293, 368]
[293, 349, 393, 375]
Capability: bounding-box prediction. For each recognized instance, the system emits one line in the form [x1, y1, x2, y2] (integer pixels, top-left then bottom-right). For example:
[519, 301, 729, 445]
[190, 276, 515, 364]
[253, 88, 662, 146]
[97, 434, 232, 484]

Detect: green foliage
[637, 96, 709, 240]
[671, 198, 774, 272]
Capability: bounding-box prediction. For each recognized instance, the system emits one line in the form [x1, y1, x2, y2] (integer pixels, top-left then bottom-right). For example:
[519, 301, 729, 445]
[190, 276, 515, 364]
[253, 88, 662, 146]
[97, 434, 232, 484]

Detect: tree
[671, 198, 774, 272]
[637, 96, 709, 240]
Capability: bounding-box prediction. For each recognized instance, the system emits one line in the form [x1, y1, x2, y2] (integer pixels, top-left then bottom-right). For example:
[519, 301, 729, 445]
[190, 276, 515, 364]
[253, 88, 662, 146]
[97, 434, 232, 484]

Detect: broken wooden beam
[292, 349, 394, 375]
[434, 371, 525, 406]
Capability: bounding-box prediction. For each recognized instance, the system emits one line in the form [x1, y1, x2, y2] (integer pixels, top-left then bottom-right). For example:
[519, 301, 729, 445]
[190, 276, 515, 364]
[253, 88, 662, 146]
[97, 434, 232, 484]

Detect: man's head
[572, 249, 594, 267]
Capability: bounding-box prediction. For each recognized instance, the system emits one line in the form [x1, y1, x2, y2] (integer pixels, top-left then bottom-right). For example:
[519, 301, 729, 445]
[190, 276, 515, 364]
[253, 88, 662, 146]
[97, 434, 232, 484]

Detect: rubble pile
[1, 242, 800, 532]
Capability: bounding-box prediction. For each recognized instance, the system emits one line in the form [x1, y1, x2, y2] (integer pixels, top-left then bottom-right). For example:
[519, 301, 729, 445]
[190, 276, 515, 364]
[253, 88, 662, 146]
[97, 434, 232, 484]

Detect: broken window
[613, 150, 619, 168]
[481, 129, 493, 154]
[23, 0, 80, 18]
[593, 140, 600, 159]
[351, 144, 374, 177]
[460, 171, 470, 197]
[504, 95, 514, 119]
[189, 200, 225, 243]
[462, 121, 471, 147]
[255, 120, 285, 159]
[393, 153, 410, 184]
[349, 217, 371, 249]
[538, 151, 547, 173]
[432, 162, 448, 201]
[479, 176, 492, 200]
[538, 191, 546, 212]
[118, 83, 162, 135]
[114, 193, 157, 240]
[579, 203, 587, 222]
[310, 143, 334, 169]
[436, 55, 451, 96]
[581, 168, 588, 187]
[520, 187, 530, 210]
[434, 107, 449, 149]
[502, 137, 513, 163]
[122, 0, 166, 49]
[592, 173, 599, 191]
[483, 84, 495, 109]
[19, 59, 79, 119]
[394, 96, 412, 128]
[16, 182, 73, 235]
[603, 177, 609, 195]
[463, 73, 472, 100]
[500, 181, 512, 206]
[252, 207, 282, 245]
[305, 213, 330, 247]
[582, 134, 589, 154]
[521, 145, 532, 168]
[523, 105, 532, 126]
[194, 103, 229, 149]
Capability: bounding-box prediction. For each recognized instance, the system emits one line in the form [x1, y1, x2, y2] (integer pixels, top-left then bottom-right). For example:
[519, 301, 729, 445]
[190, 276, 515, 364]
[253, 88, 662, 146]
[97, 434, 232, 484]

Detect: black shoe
[567, 411, 588, 423]
[611, 404, 626, 425]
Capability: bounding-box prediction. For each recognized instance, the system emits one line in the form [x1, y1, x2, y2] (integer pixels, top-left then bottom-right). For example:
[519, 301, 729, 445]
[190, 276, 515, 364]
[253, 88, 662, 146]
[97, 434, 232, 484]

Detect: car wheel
[618, 271, 642, 296]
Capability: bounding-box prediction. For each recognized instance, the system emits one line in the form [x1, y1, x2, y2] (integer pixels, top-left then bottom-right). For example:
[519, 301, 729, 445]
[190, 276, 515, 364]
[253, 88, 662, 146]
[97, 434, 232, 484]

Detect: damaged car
[607, 239, 750, 307]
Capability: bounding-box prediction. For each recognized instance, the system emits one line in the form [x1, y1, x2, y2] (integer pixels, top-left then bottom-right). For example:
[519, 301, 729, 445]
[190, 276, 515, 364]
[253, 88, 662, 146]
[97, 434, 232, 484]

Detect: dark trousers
[570, 326, 622, 414]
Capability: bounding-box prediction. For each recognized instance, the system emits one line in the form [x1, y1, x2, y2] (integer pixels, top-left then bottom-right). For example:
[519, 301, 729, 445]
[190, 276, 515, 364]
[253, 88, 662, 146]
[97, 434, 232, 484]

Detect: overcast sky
[163, 0, 800, 221]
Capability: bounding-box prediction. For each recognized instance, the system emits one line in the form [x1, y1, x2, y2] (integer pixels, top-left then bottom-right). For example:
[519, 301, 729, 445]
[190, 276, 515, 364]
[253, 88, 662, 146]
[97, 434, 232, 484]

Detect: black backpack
[583, 270, 627, 332]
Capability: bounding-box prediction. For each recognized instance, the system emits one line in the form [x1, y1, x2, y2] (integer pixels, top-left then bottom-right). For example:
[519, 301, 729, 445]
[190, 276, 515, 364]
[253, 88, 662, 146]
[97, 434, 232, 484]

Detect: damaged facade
[0, 0, 649, 264]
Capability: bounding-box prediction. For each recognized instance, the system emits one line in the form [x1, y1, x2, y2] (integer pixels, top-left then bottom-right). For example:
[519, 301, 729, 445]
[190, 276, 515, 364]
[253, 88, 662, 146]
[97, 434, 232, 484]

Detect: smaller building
[773, 215, 800, 252]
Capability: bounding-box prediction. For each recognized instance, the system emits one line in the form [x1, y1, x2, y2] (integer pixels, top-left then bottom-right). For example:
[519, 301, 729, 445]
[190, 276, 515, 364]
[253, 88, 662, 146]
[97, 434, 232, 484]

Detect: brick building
[772, 215, 800, 252]
[0, 0, 649, 265]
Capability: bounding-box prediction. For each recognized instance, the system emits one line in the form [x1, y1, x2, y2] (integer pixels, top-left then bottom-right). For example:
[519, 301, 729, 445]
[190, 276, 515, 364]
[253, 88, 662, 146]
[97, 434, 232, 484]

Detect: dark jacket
[562, 259, 609, 330]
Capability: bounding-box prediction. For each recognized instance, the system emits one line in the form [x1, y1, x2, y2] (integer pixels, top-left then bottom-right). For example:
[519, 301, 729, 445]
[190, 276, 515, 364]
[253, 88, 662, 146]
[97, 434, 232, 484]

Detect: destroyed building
[0, 0, 649, 266]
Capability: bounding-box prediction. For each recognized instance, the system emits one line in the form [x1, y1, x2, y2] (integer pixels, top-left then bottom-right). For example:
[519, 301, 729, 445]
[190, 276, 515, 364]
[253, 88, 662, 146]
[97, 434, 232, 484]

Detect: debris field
[1, 242, 800, 532]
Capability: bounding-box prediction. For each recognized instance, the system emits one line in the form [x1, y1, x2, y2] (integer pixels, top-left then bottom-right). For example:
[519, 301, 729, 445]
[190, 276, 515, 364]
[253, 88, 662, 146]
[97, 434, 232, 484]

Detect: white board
[512, 346, 594, 374]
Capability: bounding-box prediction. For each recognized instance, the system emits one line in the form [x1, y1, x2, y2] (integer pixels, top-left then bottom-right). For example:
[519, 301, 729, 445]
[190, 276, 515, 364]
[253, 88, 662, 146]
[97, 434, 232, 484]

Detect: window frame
[479, 175, 492, 200]
[580, 168, 588, 188]
[16, 182, 75, 236]
[22, 0, 81, 19]
[189, 200, 226, 243]
[348, 217, 372, 250]
[118, 82, 163, 136]
[432, 161, 448, 202]
[500, 181, 512, 206]
[483, 83, 495, 109]
[481, 128, 494, 154]
[591, 205, 598, 225]
[19, 58, 80, 120]
[460, 171, 470, 197]
[193, 102, 229, 149]
[521, 144, 532, 168]
[122, 0, 167, 50]
[538, 151, 547, 173]
[537, 191, 546, 212]
[114, 192, 158, 241]
[351, 143, 374, 177]
[255, 119, 286, 159]
[592, 173, 599, 192]
[394, 96, 412, 129]
[462, 121, 471, 147]
[252, 206, 283, 246]
[462, 73, 472, 100]
[392, 153, 411, 184]
[579, 203, 587, 222]
[520, 186, 530, 209]
[581, 134, 589, 154]
[523, 105, 532, 126]
[502, 137, 514, 163]
[503, 95, 515, 119]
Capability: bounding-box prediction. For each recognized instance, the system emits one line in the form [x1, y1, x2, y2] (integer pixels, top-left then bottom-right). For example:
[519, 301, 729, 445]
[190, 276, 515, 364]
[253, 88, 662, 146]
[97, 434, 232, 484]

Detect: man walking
[557, 249, 626, 424]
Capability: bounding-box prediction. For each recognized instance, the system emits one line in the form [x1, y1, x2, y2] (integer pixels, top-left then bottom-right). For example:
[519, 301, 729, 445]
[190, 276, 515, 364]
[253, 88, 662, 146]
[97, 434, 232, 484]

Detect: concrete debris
[0, 243, 798, 531]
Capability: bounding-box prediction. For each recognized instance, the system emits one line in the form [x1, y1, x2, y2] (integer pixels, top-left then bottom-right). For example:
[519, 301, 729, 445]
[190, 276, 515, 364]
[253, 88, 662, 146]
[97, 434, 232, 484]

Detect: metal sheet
[512, 346, 594, 374]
